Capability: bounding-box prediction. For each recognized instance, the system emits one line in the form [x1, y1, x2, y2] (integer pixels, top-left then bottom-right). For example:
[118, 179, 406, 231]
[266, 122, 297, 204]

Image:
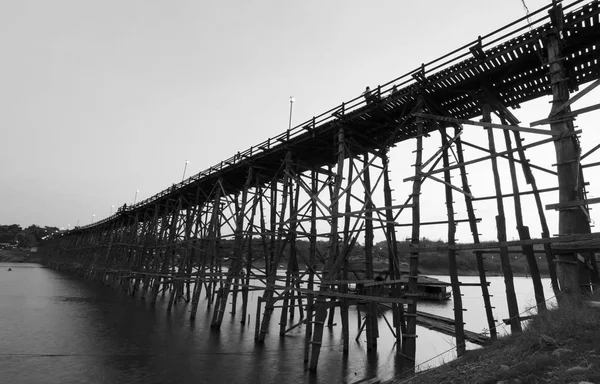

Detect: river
[0, 263, 555, 384]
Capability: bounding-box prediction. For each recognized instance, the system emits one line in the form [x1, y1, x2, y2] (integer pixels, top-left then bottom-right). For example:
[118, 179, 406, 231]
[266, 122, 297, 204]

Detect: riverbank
[0, 249, 42, 263]
[387, 293, 600, 384]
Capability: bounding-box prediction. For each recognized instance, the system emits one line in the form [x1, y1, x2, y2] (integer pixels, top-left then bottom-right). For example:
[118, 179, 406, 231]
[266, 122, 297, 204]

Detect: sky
[1, 0, 599, 242]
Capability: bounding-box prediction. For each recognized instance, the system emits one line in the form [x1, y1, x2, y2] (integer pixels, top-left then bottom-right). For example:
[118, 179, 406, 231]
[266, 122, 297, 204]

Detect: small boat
[349, 273, 452, 301]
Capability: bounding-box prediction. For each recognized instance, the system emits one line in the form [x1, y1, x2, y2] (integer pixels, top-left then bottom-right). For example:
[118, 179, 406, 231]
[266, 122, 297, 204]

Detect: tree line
[0, 224, 60, 248]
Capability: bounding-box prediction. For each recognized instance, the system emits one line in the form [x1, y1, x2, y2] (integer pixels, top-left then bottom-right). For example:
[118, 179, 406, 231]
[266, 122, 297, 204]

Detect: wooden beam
[549, 78, 600, 117]
[395, 218, 480, 227]
[581, 143, 600, 161]
[545, 197, 600, 210]
[402, 131, 580, 183]
[420, 172, 475, 199]
[582, 161, 600, 169]
[471, 186, 560, 201]
[530, 102, 600, 127]
[416, 232, 600, 252]
[415, 112, 555, 135]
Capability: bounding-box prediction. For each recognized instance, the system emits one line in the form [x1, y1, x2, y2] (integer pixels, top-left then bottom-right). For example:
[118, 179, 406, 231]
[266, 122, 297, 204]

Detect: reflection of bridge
[45, 0, 600, 375]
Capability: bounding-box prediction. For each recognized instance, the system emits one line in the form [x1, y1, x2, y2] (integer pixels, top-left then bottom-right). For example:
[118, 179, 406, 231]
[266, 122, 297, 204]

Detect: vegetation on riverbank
[387, 292, 600, 384]
[0, 224, 59, 248]
[217, 237, 551, 277]
[0, 248, 42, 263]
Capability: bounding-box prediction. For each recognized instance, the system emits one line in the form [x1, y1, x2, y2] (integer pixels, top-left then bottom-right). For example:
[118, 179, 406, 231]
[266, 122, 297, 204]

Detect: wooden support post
[454, 131, 497, 340]
[168, 198, 187, 311]
[241, 182, 260, 324]
[151, 203, 177, 305]
[309, 125, 344, 372]
[363, 152, 378, 351]
[483, 99, 521, 333]
[212, 169, 253, 327]
[258, 157, 290, 342]
[510, 127, 560, 295]
[279, 173, 296, 335]
[304, 170, 318, 362]
[547, 3, 593, 295]
[382, 150, 405, 348]
[341, 154, 354, 354]
[403, 107, 423, 366]
[440, 127, 466, 356]
[191, 187, 221, 319]
[501, 116, 546, 311]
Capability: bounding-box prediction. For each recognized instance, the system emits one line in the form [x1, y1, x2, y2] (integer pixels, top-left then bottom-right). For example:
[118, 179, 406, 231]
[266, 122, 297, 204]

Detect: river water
[0, 263, 555, 384]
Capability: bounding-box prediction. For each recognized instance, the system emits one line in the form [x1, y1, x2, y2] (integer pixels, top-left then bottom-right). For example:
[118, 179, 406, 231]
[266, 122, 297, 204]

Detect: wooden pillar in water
[500, 116, 546, 311]
[363, 152, 378, 351]
[440, 127, 466, 356]
[340, 154, 354, 354]
[191, 186, 221, 319]
[482, 99, 521, 333]
[382, 150, 405, 347]
[304, 169, 318, 362]
[241, 182, 259, 324]
[309, 125, 344, 371]
[230, 194, 242, 317]
[454, 130, 497, 340]
[151, 203, 177, 305]
[403, 108, 424, 366]
[279, 169, 296, 335]
[212, 169, 253, 327]
[257, 155, 290, 342]
[511, 128, 560, 295]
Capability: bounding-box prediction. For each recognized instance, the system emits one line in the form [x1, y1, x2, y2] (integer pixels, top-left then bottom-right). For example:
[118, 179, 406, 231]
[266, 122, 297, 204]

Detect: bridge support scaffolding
[43, 0, 600, 378]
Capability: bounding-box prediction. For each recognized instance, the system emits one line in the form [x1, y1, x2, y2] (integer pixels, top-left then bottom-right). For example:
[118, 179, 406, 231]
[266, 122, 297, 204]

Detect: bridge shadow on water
[0, 264, 422, 384]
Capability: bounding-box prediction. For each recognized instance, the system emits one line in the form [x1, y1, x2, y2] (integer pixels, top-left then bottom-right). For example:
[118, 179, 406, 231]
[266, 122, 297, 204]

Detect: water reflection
[0, 264, 554, 384]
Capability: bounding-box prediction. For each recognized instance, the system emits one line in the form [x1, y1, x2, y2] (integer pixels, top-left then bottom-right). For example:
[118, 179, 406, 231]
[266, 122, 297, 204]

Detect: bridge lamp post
[288, 96, 295, 130]
[182, 160, 190, 182]
[109, 205, 114, 216]
[133, 190, 139, 205]
[91, 214, 95, 223]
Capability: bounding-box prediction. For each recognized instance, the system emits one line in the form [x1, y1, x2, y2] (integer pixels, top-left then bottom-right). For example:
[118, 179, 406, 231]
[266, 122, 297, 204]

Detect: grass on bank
[389, 292, 600, 384]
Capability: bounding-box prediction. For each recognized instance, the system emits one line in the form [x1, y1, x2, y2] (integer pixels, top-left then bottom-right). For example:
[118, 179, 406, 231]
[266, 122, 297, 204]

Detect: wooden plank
[471, 186, 559, 201]
[549, 78, 600, 117]
[545, 197, 600, 210]
[419, 232, 600, 252]
[415, 112, 556, 135]
[395, 218, 479, 227]
[581, 142, 600, 161]
[530, 102, 600, 127]
[421, 172, 475, 199]
[582, 161, 600, 169]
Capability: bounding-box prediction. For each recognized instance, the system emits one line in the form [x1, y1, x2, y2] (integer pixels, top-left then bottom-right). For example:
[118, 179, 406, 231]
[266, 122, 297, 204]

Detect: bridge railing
[77, 0, 593, 232]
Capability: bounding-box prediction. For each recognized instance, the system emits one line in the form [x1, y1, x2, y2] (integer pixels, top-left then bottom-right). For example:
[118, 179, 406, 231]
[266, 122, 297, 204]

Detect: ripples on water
[0, 263, 555, 384]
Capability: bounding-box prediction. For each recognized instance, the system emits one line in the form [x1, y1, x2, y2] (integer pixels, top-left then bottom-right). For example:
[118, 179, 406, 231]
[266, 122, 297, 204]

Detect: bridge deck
[79, 0, 600, 228]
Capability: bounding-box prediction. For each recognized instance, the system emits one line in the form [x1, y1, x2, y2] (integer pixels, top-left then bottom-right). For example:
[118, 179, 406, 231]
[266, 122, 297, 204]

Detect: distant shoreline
[0, 249, 42, 263]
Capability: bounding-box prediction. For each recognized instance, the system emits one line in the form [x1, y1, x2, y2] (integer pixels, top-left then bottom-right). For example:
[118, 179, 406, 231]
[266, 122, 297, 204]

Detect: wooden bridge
[45, 0, 600, 374]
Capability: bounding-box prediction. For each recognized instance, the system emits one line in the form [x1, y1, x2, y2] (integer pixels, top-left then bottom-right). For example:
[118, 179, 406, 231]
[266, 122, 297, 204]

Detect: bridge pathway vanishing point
[45, 0, 600, 375]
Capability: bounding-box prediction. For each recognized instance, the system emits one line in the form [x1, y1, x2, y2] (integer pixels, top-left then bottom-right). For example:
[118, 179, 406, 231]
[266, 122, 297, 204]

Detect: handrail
[73, 0, 595, 232]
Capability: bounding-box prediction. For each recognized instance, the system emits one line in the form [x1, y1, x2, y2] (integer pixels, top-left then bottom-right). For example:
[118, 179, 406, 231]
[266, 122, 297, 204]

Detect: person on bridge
[363, 86, 372, 104]
[363, 86, 379, 105]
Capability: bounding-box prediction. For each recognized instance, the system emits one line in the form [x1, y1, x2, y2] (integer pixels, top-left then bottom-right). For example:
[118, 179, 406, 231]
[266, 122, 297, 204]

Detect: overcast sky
[1, 0, 599, 242]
